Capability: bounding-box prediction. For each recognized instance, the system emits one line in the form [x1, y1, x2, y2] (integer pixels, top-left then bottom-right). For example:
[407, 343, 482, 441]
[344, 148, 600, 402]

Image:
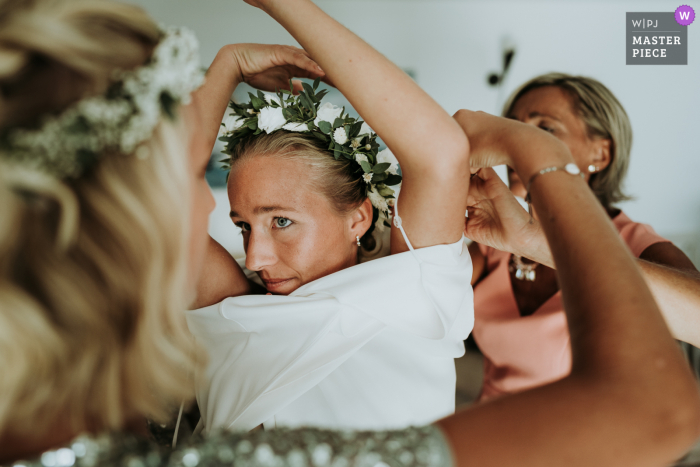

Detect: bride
[187, 0, 473, 433]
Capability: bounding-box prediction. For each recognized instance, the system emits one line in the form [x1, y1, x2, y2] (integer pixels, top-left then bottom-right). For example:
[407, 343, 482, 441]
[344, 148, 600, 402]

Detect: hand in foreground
[223, 43, 329, 94]
[466, 167, 548, 262]
[452, 109, 515, 170]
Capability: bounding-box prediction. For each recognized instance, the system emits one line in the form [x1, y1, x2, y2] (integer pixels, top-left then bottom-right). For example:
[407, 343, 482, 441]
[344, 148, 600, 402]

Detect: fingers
[273, 45, 325, 77]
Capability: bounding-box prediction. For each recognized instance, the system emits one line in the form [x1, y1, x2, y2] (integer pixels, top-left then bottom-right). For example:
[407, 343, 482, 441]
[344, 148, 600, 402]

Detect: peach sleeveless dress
[473, 211, 669, 401]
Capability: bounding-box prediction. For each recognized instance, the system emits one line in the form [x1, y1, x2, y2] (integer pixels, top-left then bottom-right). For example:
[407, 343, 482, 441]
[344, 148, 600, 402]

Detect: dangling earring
[588, 164, 599, 173]
[356, 235, 361, 246]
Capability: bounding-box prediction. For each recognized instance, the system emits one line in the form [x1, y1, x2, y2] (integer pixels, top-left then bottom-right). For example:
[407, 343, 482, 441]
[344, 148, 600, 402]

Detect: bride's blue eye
[274, 217, 293, 229]
[236, 222, 251, 232]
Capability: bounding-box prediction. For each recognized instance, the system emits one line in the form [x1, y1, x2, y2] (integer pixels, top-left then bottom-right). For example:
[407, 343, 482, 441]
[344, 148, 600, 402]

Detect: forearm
[514, 225, 700, 347]
[262, 0, 468, 174]
[442, 142, 700, 465]
[192, 236, 250, 309]
[192, 46, 242, 156]
[639, 260, 700, 347]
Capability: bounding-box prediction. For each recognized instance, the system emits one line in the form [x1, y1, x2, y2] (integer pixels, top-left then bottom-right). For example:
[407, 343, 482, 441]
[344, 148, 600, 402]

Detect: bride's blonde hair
[0, 0, 200, 440]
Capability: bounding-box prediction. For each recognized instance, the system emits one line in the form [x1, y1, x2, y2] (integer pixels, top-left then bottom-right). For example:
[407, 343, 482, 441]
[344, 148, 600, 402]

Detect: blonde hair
[0, 0, 201, 441]
[229, 131, 377, 248]
[502, 73, 632, 209]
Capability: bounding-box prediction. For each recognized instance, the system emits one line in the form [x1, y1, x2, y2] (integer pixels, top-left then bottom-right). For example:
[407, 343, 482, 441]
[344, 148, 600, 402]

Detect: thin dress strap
[392, 197, 420, 261]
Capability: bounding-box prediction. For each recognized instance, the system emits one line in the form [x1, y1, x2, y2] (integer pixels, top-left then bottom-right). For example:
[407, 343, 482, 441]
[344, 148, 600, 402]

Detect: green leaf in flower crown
[344, 125, 352, 139]
[372, 172, 387, 182]
[282, 108, 295, 120]
[315, 89, 328, 102]
[333, 118, 344, 129]
[280, 89, 293, 95]
[254, 128, 262, 135]
[311, 131, 328, 142]
[360, 160, 371, 173]
[318, 121, 332, 134]
[372, 162, 391, 174]
[299, 92, 314, 112]
[334, 148, 342, 160]
[302, 82, 315, 98]
[385, 174, 403, 186]
[250, 94, 265, 111]
[349, 122, 363, 138]
[377, 185, 395, 197]
[313, 77, 321, 91]
[246, 120, 258, 130]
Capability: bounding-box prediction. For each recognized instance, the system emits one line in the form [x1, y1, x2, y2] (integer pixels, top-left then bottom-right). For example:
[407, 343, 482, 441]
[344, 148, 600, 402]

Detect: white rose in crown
[377, 148, 399, 177]
[258, 106, 286, 133]
[219, 114, 244, 136]
[264, 93, 281, 105]
[314, 102, 343, 126]
[355, 153, 368, 164]
[368, 186, 389, 213]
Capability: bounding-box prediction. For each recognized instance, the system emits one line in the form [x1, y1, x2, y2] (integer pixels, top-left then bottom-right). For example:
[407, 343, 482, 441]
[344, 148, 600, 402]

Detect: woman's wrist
[213, 45, 244, 90]
[507, 128, 573, 184]
[512, 219, 555, 268]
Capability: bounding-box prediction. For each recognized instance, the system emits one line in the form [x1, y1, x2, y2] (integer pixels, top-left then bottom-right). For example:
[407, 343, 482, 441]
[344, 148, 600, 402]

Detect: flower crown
[0, 26, 205, 179]
[218, 79, 402, 230]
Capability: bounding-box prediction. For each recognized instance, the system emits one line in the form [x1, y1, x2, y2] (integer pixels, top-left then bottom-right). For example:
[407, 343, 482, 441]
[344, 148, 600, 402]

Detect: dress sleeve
[23, 427, 455, 467]
[169, 425, 454, 467]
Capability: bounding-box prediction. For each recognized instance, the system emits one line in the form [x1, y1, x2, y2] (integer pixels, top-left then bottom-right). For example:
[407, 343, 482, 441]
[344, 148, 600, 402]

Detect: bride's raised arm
[189, 43, 328, 306]
[248, 0, 470, 252]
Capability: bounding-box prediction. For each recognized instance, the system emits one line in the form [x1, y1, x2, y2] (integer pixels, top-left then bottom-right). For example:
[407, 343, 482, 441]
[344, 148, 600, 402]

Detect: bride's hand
[466, 167, 550, 263]
[222, 43, 328, 94]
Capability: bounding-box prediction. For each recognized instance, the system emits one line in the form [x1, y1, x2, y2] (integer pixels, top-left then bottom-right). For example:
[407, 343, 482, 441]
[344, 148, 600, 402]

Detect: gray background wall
[129, 0, 700, 263]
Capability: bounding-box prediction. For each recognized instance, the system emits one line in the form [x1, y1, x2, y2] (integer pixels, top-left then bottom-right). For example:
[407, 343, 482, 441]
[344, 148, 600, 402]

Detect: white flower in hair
[355, 153, 368, 164]
[377, 148, 399, 177]
[351, 138, 361, 149]
[314, 102, 343, 126]
[283, 122, 308, 132]
[374, 208, 388, 233]
[333, 127, 348, 145]
[219, 114, 244, 136]
[359, 122, 373, 135]
[258, 106, 286, 133]
[368, 186, 389, 213]
[264, 93, 281, 105]
[363, 173, 373, 183]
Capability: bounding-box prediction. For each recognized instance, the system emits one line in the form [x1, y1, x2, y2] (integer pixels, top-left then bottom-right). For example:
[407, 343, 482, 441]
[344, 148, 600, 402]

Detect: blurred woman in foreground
[0, 1, 699, 466]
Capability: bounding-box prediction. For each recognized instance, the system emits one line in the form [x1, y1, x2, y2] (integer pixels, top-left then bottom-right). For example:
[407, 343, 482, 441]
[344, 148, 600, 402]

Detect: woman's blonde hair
[229, 131, 377, 249]
[0, 0, 201, 441]
[502, 73, 633, 209]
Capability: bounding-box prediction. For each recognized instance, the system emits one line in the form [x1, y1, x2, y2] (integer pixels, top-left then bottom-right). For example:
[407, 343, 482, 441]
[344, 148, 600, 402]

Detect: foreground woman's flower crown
[0, 27, 205, 179]
[218, 79, 402, 230]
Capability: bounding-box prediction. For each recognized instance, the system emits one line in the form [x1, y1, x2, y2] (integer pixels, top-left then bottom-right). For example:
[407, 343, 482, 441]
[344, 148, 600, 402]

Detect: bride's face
[227, 156, 360, 295]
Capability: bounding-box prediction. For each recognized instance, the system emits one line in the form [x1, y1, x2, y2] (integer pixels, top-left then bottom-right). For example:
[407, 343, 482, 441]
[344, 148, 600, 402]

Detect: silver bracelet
[524, 163, 584, 223]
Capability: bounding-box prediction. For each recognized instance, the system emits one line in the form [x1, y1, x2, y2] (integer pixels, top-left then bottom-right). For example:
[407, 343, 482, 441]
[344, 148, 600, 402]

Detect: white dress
[186, 205, 474, 433]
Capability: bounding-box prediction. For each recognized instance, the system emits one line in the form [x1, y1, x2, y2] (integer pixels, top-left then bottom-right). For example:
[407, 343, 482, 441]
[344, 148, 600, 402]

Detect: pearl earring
[588, 164, 599, 173]
[356, 235, 361, 246]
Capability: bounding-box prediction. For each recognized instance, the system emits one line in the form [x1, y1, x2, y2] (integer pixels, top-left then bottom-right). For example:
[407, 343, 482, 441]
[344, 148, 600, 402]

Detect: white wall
[130, 0, 700, 262]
